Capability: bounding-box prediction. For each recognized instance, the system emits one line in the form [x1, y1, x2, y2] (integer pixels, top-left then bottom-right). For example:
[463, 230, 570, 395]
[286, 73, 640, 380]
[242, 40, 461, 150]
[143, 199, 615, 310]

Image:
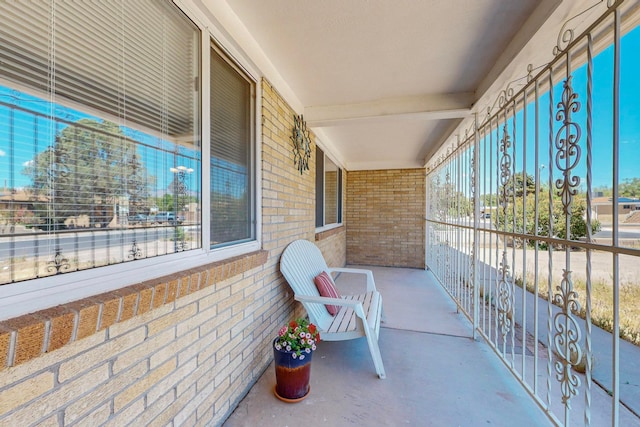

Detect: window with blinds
[315, 147, 342, 228]
[0, 0, 202, 285]
[209, 44, 255, 248]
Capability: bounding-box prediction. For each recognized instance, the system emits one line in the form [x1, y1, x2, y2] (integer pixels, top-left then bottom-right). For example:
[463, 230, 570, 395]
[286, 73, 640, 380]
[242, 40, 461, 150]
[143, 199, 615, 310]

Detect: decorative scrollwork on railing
[444, 238, 451, 285]
[128, 241, 143, 260]
[554, 77, 582, 217]
[469, 246, 475, 302]
[470, 145, 476, 217]
[499, 124, 512, 215]
[553, 1, 605, 56]
[497, 251, 513, 338]
[445, 169, 451, 221]
[176, 239, 189, 252]
[553, 269, 583, 405]
[47, 248, 70, 274]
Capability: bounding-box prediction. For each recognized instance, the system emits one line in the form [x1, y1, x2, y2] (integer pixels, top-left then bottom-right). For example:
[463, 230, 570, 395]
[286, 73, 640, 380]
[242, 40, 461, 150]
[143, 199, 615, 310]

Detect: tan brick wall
[0, 79, 336, 427]
[316, 226, 346, 268]
[346, 168, 426, 268]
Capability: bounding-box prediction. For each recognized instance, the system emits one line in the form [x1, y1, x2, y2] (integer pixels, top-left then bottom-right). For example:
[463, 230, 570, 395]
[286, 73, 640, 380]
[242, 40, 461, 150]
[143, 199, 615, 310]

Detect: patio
[223, 266, 553, 426]
[225, 265, 640, 426]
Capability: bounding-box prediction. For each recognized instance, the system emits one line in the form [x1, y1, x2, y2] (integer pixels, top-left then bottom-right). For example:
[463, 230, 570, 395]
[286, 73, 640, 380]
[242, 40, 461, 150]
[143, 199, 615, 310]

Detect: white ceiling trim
[305, 93, 473, 128]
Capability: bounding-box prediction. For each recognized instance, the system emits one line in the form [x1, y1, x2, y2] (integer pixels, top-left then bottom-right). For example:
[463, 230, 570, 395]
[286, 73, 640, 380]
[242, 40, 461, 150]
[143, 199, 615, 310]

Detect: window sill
[315, 224, 344, 241]
[0, 249, 268, 370]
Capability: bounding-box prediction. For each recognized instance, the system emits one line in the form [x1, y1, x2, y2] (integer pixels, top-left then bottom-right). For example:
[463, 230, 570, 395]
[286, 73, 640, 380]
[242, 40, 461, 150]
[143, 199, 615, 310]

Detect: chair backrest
[280, 240, 333, 330]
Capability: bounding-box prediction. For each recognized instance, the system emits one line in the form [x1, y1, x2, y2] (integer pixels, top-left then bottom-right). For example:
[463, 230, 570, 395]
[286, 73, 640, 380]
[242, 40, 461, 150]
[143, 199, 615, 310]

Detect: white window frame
[0, 0, 262, 321]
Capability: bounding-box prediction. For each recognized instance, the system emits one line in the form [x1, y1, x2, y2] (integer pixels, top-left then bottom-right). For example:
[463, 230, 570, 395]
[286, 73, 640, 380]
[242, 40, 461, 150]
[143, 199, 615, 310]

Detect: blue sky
[471, 23, 640, 194]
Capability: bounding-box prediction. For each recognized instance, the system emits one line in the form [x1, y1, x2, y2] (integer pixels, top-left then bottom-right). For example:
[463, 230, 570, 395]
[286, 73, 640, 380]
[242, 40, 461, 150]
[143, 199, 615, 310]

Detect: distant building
[592, 196, 640, 219]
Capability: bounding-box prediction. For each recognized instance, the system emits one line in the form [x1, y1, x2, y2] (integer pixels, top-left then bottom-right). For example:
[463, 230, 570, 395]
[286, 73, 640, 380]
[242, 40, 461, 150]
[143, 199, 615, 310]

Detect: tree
[23, 119, 151, 228]
[500, 172, 536, 198]
[495, 189, 600, 248]
[620, 178, 640, 198]
[594, 178, 640, 198]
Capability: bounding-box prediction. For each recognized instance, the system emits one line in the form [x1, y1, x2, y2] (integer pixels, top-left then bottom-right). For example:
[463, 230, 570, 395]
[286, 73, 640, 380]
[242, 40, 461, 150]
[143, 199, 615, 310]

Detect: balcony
[1, 1, 639, 426]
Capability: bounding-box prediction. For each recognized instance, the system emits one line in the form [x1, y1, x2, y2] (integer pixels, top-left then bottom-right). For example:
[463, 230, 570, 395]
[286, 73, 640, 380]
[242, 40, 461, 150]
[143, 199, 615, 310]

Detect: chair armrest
[295, 295, 368, 321]
[326, 267, 377, 292]
[295, 294, 361, 308]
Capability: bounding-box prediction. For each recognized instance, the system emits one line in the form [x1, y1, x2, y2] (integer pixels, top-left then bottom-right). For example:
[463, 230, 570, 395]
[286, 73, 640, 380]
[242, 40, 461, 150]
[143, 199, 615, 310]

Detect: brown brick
[36, 306, 75, 352]
[135, 284, 153, 315]
[117, 289, 139, 323]
[166, 278, 179, 303]
[0, 325, 12, 369]
[152, 282, 167, 309]
[2, 314, 45, 365]
[94, 292, 121, 331]
[68, 299, 100, 340]
[177, 277, 189, 299]
[207, 267, 216, 287]
[188, 273, 201, 294]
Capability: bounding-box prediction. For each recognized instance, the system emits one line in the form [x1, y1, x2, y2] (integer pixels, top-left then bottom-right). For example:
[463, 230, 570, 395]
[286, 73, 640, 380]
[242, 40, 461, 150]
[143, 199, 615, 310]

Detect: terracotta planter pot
[273, 338, 313, 402]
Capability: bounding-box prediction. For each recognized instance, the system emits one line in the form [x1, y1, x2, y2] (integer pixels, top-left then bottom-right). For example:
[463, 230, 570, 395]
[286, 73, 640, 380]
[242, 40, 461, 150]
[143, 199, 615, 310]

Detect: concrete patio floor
[223, 266, 556, 426]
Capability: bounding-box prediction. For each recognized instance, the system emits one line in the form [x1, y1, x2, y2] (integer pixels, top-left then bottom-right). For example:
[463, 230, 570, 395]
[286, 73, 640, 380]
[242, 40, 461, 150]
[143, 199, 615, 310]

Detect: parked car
[152, 212, 182, 224]
[128, 214, 148, 224]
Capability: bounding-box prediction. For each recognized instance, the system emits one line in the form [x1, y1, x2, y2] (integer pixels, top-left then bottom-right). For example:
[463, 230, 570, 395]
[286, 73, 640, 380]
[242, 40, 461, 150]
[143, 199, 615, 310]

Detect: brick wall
[346, 169, 425, 268]
[0, 79, 344, 427]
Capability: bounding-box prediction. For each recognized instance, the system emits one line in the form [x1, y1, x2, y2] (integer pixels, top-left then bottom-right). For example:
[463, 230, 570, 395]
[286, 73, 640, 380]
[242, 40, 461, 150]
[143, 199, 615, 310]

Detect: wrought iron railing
[426, 1, 640, 425]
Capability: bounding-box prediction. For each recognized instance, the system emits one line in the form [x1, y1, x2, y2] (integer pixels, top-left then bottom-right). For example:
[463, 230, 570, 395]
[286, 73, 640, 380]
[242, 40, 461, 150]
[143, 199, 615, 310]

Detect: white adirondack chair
[280, 239, 386, 379]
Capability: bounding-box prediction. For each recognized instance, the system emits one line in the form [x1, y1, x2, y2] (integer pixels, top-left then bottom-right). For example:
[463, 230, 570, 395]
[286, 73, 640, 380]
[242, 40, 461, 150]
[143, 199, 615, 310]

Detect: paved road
[0, 227, 179, 260]
[593, 226, 640, 240]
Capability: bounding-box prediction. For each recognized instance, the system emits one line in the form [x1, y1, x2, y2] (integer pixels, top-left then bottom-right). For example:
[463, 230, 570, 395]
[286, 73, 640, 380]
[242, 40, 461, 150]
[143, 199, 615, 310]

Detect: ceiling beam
[305, 92, 474, 127]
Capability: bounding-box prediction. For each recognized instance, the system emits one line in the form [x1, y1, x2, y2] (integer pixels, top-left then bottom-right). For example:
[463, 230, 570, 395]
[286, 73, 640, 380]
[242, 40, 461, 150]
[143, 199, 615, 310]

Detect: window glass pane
[0, 0, 201, 285]
[210, 46, 254, 247]
[324, 157, 339, 225]
[315, 146, 342, 228]
[315, 146, 325, 227]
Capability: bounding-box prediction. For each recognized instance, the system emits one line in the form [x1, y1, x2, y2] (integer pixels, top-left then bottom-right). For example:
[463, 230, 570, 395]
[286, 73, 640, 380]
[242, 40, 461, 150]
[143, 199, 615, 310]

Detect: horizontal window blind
[210, 45, 254, 247]
[0, 0, 198, 137]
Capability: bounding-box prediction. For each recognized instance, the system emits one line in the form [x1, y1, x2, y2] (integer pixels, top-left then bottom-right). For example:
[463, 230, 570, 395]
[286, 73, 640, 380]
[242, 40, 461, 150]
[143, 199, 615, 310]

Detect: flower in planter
[274, 318, 320, 360]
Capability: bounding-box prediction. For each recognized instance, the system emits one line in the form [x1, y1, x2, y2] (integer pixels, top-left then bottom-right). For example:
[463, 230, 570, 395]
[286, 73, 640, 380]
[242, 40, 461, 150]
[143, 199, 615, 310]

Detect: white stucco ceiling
[208, 0, 591, 170]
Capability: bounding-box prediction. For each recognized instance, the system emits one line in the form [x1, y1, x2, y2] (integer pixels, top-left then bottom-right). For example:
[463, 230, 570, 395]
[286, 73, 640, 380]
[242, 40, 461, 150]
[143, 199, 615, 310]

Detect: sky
[467, 23, 640, 195]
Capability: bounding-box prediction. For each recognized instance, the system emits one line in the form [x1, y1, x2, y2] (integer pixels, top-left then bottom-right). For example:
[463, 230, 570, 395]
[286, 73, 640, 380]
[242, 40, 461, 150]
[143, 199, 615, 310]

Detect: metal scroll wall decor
[291, 114, 311, 174]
